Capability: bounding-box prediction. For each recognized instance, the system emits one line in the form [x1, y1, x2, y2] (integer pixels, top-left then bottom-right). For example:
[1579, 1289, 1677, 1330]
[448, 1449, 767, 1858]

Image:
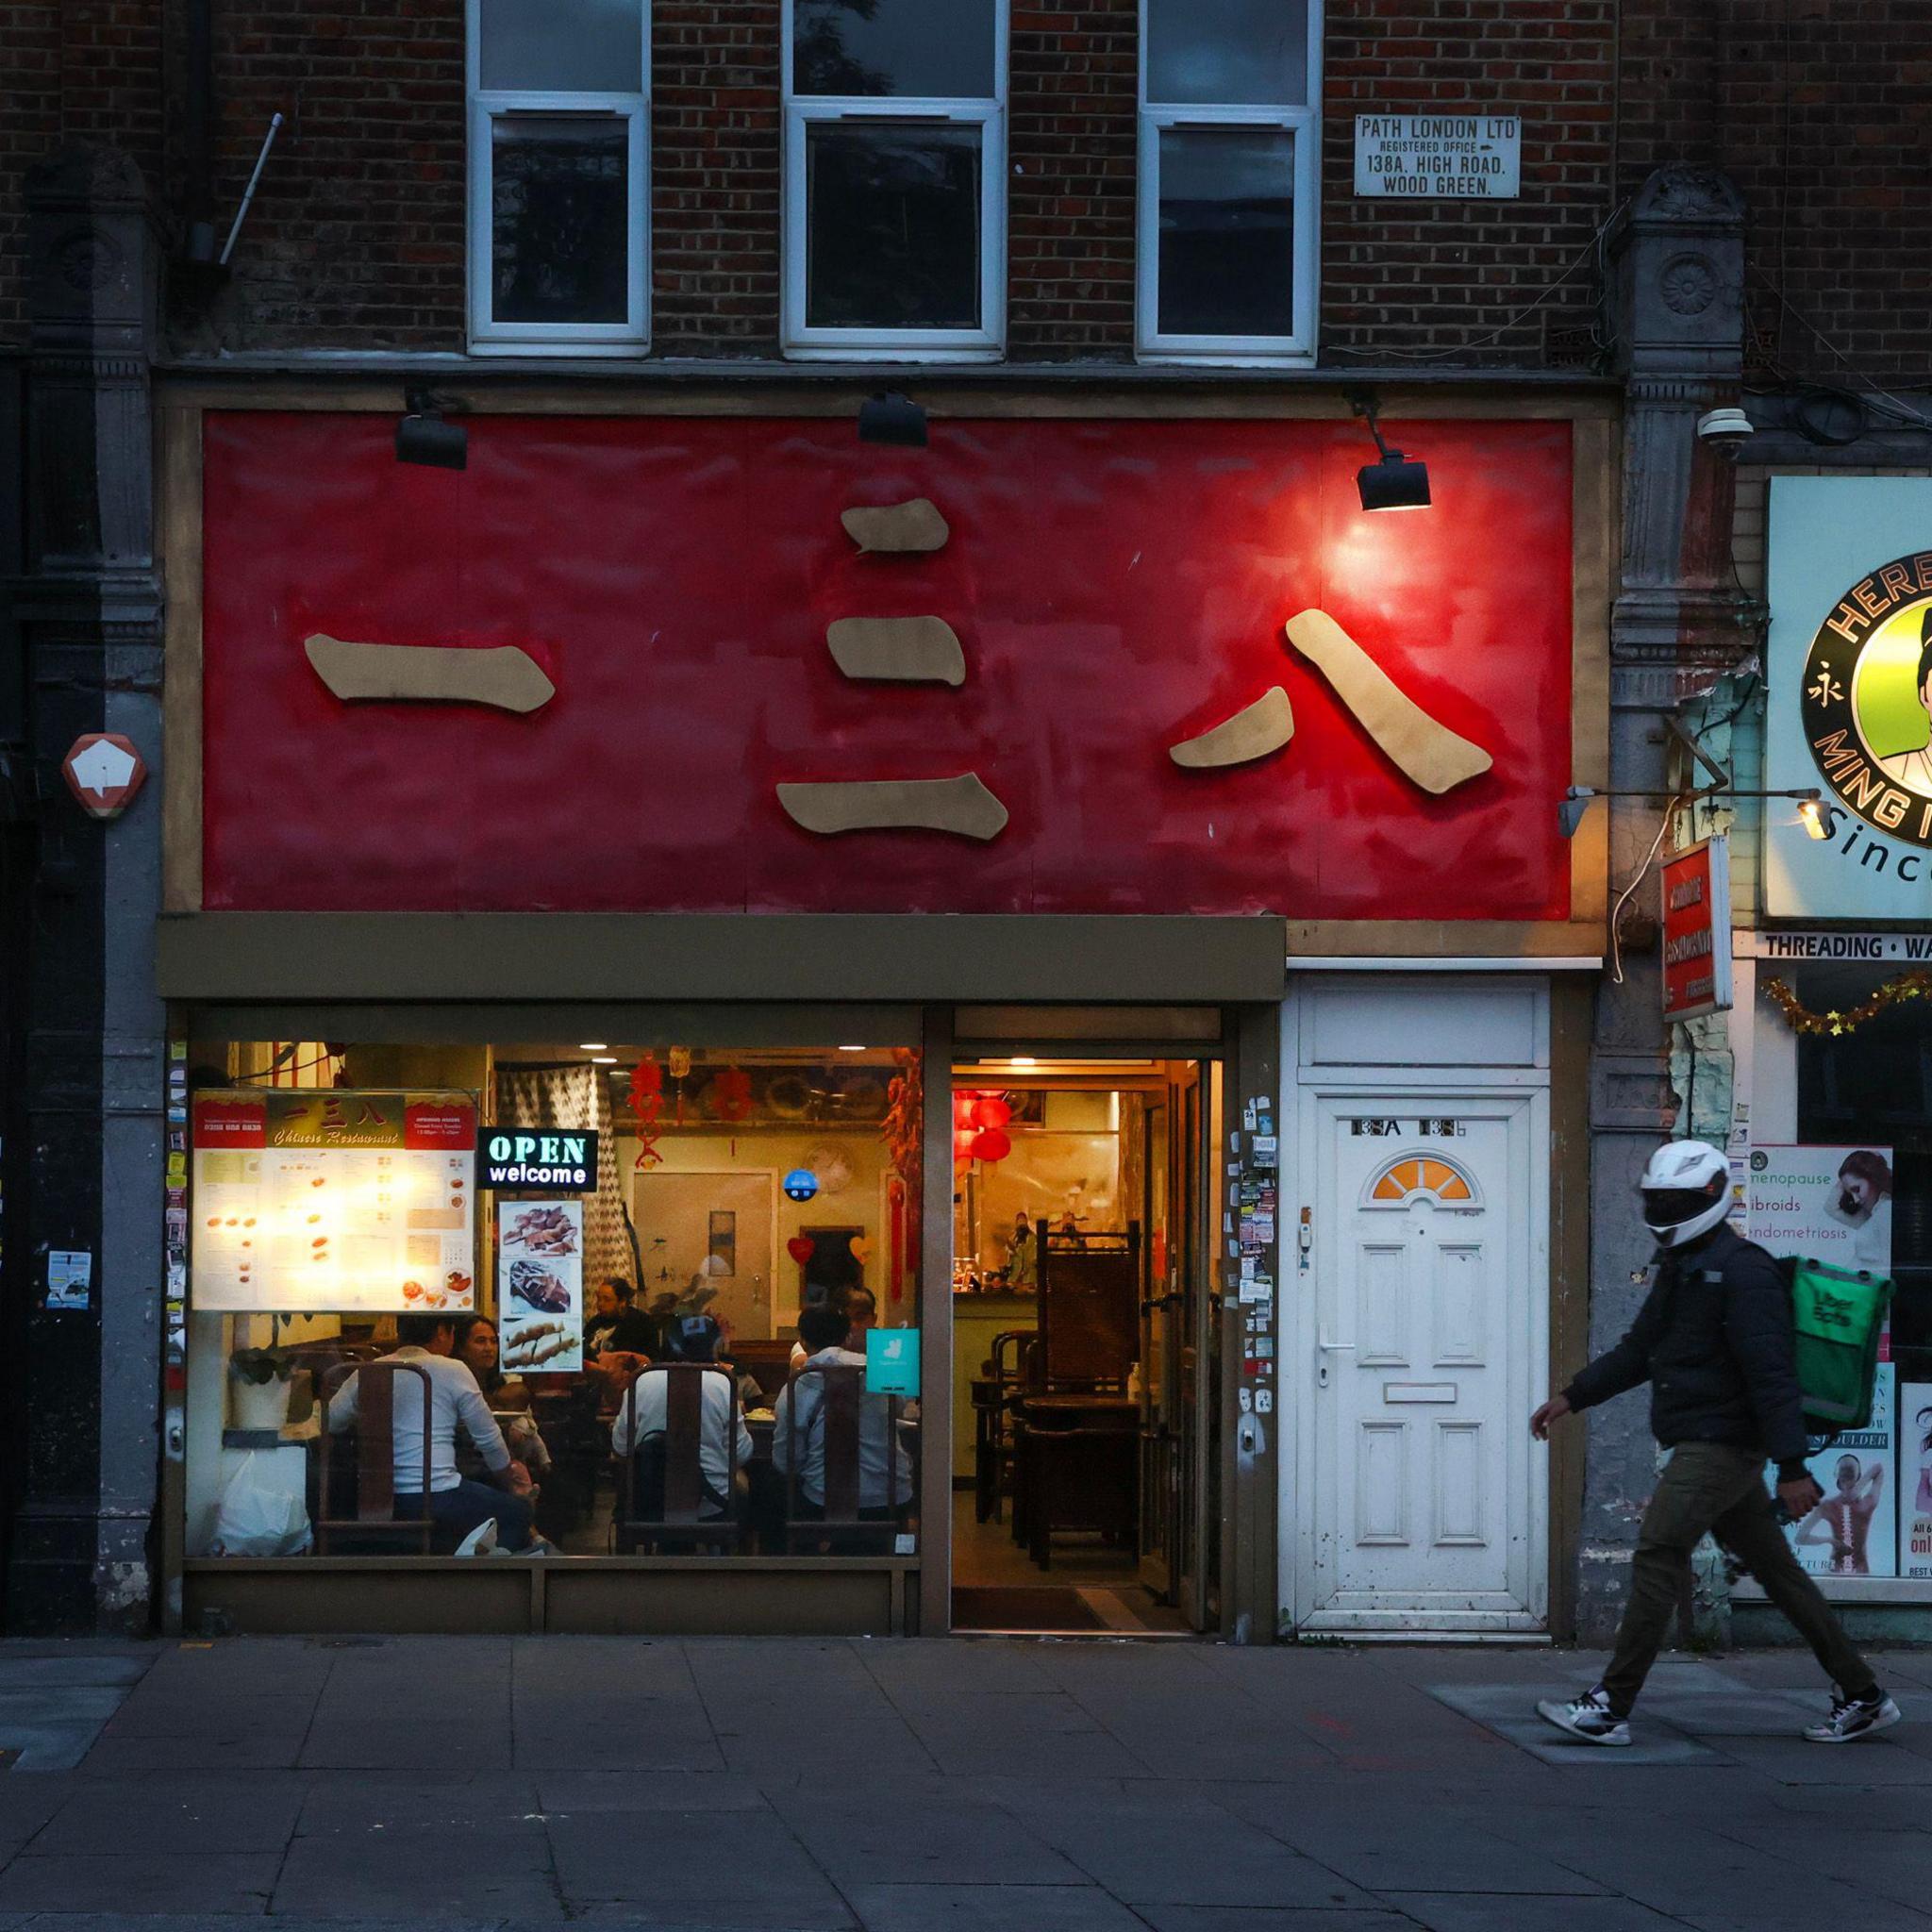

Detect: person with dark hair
[1828, 1150, 1894, 1272]
[1878, 613, 1932, 794]
[837, 1284, 879, 1345]
[609, 1312, 752, 1519]
[773, 1304, 913, 1519]
[326, 1312, 537, 1551]
[454, 1317, 551, 1491]
[585, 1277, 658, 1361]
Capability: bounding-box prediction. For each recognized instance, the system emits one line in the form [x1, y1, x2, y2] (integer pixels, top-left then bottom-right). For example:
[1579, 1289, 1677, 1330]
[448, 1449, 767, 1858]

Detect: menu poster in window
[1902, 1384, 1932, 1580]
[1745, 1144, 1894, 1276]
[192, 1090, 476, 1313]
[498, 1201, 584, 1374]
[1777, 1363, 1897, 1579]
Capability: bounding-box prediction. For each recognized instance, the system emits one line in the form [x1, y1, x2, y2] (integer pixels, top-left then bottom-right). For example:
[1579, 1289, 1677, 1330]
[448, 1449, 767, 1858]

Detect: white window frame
[466, 0, 650, 355]
[781, 0, 1008, 361]
[1136, 0, 1321, 366]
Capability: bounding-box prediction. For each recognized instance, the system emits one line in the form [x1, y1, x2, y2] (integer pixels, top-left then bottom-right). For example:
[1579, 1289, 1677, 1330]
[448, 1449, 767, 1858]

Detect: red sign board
[192, 1097, 268, 1147]
[1661, 836, 1733, 1022]
[200, 413, 1579, 923]
[405, 1100, 477, 1149]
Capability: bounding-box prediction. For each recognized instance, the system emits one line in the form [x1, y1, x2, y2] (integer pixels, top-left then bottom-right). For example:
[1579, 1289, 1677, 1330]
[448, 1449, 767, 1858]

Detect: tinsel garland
[1761, 970, 1932, 1036]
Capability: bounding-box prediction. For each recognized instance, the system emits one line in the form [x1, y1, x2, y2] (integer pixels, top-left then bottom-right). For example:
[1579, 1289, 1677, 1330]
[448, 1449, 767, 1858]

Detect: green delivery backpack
[1784, 1257, 1893, 1433]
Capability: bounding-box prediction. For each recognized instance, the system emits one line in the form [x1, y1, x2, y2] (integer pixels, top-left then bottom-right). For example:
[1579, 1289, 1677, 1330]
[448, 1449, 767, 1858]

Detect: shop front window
[185, 1040, 922, 1565]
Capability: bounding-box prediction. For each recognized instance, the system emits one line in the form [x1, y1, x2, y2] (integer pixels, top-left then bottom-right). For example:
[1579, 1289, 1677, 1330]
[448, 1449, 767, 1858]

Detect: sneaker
[1536, 1686, 1632, 1747]
[1804, 1690, 1901, 1744]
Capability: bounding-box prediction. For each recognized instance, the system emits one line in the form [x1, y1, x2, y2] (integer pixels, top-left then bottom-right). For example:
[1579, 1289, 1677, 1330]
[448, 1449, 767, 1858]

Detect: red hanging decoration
[970, 1126, 1011, 1164]
[629, 1053, 664, 1170]
[712, 1065, 755, 1122]
[786, 1234, 817, 1266]
[971, 1094, 1012, 1130]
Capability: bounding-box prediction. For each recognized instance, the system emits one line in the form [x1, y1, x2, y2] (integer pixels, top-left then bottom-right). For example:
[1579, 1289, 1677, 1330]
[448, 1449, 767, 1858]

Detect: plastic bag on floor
[209, 1452, 312, 1556]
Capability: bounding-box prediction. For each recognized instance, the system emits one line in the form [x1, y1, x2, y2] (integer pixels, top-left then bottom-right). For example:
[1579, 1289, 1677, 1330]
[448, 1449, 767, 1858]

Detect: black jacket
[1563, 1225, 1809, 1474]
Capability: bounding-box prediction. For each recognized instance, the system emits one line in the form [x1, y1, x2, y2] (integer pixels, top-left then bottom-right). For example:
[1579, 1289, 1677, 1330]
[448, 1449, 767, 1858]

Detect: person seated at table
[455, 1316, 552, 1488]
[774, 1305, 914, 1521]
[837, 1284, 879, 1346]
[609, 1312, 753, 1521]
[585, 1277, 658, 1366]
[789, 1281, 836, 1371]
[326, 1313, 537, 1551]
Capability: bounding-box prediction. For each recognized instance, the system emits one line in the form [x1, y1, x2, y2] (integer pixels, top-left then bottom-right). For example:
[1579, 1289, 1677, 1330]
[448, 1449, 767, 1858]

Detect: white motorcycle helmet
[1640, 1139, 1732, 1248]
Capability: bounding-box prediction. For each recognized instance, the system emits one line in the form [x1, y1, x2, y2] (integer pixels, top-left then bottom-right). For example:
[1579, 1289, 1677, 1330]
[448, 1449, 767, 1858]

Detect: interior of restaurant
[180, 1033, 1216, 1634]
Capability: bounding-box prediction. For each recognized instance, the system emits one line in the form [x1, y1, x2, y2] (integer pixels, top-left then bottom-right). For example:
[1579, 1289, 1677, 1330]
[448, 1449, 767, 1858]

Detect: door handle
[1317, 1336, 1356, 1352]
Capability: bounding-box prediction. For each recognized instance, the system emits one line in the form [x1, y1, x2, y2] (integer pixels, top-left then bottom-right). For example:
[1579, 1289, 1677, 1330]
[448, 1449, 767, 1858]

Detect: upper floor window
[783, 0, 1007, 359]
[467, 0, 649, 353]
[1137, 0, 1319, 363]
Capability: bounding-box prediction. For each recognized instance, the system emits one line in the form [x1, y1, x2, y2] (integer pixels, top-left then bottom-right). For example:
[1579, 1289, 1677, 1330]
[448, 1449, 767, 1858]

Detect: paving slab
[273, 1824, 563, 1923]
[0, 1687, 142, 1772]
[0, 1657, 149, 1690]
[293, 1774, 544, 1836]
[31, 1776, 308, 1856]
[768, 1792, 1083, 1889]
[535, 1771, 769, 1813]
[1391, 1898, 1689, 1932]
[1131, 1912, 1421, 1932]
[841, 1882, 1147, 1931]
[1426, 1682, 1726, 1766]
[0, 1850, 281, 1916]
[543, 1805, 843, 1912]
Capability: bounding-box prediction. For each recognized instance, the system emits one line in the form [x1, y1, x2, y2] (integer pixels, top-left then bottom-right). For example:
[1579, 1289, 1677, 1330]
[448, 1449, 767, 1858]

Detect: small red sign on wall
[1661, 836, 1733, 1022]
[62, 733, 147, 819]
[192, 1097, 268, 1147]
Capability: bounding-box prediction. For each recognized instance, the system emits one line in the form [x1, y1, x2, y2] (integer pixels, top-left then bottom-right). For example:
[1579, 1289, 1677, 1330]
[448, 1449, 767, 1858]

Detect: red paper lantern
[971, 1095, 1012, 1130]
[970, 1127, 1011, 1164]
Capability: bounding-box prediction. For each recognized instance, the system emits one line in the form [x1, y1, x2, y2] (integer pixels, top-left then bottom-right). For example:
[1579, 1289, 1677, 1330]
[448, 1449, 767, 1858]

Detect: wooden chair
[614, 1364, 742, 1554]
[1036, 1223, 1140, 1392]
[1019, 1404, 1140, 1571]
[315, 1360, 434, 1555]
[972, 1329, 1037, 1525]
[780, 1362, 908, 1554]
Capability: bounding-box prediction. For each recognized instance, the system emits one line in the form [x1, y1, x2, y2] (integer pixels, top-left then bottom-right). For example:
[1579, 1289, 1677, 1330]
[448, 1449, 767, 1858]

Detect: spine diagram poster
[498, 1201, 584, 1373]
[1903, 1382, 1932, 1581]
[1745, 1144, 1894, 1275]
[1780, 1363, 1896, 1579]
[191, 1091, 476, 1313]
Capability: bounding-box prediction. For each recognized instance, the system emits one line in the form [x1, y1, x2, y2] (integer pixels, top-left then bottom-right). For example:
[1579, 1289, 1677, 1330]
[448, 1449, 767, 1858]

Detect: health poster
[1902, 1382, 1932, 1581]
[1777, 1362, 1896, 1579]
[1745, 1144, 1894, 1275]
[498, 1201, 584, 1373]
[191, 1091, 476, 1313]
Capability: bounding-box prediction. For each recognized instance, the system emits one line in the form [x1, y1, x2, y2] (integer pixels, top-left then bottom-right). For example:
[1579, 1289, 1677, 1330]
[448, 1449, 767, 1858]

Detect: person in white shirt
[610, 1314, 753, 1519]
[774, 1305, 913, 1519]
[326, 1314, 537, 1551]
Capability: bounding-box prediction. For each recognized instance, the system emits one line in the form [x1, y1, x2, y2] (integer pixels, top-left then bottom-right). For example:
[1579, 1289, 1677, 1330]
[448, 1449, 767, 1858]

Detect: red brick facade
[0, 0, 1924, 377]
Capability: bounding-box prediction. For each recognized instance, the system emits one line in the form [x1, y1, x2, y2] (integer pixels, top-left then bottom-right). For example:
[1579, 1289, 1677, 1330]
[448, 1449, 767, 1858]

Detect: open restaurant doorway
[948, 1057, 1221, 1635]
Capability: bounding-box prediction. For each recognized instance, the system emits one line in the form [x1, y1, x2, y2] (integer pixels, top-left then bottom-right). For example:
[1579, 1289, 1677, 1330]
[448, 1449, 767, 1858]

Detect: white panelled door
[1299, 1091, 1545, 1633]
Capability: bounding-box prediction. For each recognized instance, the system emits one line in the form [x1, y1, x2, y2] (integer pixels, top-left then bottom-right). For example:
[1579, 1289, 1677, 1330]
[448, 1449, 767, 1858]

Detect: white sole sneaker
[1805, 1695, 1902, 1743]
[1536, 1697, 1633, 1747]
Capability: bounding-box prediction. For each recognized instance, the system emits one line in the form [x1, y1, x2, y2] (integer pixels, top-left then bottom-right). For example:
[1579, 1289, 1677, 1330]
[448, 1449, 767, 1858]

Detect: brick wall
[1321, 0, 1618, 366]
[1007, 0, 1137, 358]
[1621, 0, 1932, 390]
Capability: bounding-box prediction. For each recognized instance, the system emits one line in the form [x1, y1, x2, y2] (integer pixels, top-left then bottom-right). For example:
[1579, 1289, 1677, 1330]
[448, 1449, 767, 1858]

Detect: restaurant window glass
[468, 0, 649, 351]
[783, 0, 1006, 357]
[1137, 0, 1319, 362]
[184, 1039, 923, 1565]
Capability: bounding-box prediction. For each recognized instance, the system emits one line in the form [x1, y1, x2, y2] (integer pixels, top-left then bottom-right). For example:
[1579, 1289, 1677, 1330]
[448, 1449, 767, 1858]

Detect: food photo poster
[498, 1201, 584, 1373]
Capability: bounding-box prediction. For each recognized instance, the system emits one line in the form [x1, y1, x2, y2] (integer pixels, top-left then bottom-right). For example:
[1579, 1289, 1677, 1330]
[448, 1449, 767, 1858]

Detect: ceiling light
[1011, 1056, 1038, 1067]
[579, 1041, 608, 1051]
[1349, 391, 1429, 511]
[858, 391, 927, 447]
[591, 1056, 618, 1064]
[395, 388, 467, 470]
[839, 1044, 866, 1053]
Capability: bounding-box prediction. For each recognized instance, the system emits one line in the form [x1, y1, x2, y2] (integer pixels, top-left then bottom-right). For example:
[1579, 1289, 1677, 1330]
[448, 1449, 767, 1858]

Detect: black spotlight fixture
[396, 388, 468, 471]
[1349, 391, 1429, 512]
[858, 391, 927, 448]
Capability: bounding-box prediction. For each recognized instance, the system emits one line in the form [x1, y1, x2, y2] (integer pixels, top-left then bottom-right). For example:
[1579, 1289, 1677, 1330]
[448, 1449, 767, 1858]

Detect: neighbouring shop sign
[190, 1089, 476, 1313]
[1738, 929, 1932, 961]
[478, 1126, 597, 1193]
[1355, 114, 1521, 198]
[1660, 836, 1733, 1021]
[1766, 477, 1932, 918]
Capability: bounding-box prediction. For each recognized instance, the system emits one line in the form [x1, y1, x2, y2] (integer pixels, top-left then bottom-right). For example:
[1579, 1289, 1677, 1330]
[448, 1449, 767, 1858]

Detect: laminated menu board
[192, 1090, 476, 1313]
[498, 1201, 584, 1373]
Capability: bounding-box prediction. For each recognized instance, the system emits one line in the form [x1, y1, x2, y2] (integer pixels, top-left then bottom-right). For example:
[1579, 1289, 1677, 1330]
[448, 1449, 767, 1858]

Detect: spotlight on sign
[858, 392, 927, 448]
[1349, 391, 1430, 511]
[1797, 793, 1834, 841]
[396, 389, 468, 470]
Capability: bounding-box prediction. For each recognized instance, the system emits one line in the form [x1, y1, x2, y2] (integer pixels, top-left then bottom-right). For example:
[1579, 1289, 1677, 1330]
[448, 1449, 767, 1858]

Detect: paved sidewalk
[0, 1636, 1929, 1928]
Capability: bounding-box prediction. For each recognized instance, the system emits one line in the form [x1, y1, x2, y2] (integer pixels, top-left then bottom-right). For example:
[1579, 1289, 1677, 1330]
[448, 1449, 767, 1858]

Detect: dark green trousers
[1603, 1441, 1873, 1717]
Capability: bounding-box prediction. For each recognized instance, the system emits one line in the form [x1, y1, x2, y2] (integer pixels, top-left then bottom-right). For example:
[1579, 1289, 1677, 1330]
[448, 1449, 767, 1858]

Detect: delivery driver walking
[1532, 1140, 1901, 1747]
